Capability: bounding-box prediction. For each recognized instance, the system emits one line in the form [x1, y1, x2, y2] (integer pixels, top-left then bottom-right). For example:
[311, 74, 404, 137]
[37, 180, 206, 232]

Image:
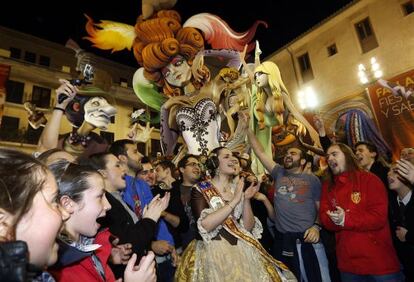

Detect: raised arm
[313, 114, 331, 151]
[247, 129, 277, 173]
[37, 79, 77, 152]
[160, 105, 179, 156]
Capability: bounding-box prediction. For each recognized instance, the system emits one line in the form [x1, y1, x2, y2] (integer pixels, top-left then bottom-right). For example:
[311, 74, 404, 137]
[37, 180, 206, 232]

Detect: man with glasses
[177, 154, 202, 248]
[153, 160, 189, 256]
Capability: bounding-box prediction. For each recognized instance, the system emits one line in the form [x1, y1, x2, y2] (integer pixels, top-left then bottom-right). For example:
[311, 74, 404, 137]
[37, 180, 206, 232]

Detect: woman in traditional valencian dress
[175, 146, 296, 282]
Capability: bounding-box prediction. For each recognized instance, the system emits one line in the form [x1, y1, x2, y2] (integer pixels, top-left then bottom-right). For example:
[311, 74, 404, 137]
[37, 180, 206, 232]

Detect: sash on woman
[197, 181, 297, 282]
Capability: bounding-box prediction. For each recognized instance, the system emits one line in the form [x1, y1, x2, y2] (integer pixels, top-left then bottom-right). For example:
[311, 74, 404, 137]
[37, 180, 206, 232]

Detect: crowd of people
[1, 92, 413, 281]
[1, 4, 413, 282]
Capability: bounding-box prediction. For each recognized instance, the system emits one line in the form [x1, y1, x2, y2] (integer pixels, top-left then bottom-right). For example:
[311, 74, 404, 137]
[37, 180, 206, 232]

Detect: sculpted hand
[236, 112, 250, 130]
[191, 52, 205, 82]
[123, 252, 156, 282]
[55, 79, 78, 109]
[132, 122, 154, 144]
[238, 111, 250, 124]
[313, 114, 326, 136]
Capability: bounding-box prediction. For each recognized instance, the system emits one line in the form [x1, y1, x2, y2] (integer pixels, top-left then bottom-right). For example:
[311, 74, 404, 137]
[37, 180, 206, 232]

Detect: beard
[283, 158, 300, 169]
[128, 157, 142, 172]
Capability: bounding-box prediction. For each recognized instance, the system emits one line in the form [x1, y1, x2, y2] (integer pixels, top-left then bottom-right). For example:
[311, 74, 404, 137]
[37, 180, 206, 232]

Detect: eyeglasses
[185, 162, 201, 168]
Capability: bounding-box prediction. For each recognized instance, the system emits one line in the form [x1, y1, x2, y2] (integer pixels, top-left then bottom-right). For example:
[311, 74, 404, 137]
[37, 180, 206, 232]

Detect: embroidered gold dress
[174, 181, 296, 282]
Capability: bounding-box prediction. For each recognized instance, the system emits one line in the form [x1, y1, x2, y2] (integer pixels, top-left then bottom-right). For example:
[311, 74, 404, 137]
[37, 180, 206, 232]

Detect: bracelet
[53, 107, 65, 113]
[227, 203, 235, 210]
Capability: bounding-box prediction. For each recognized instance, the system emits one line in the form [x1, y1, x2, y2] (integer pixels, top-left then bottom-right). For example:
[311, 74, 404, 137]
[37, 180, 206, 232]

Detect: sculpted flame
[84, 14, 136, 53]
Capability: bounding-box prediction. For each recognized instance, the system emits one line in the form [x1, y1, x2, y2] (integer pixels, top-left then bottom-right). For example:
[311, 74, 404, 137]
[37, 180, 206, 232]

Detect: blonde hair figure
[250, 61, 320, 174]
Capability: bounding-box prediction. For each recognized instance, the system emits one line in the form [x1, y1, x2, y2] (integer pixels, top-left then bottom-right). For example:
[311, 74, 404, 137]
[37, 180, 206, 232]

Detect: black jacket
[389, 192, 414, 281]
[97, 192, 157, 278]
[152, 181, 189, 249]
[369, 161, 389, 188]
[0, 241, 52, 282]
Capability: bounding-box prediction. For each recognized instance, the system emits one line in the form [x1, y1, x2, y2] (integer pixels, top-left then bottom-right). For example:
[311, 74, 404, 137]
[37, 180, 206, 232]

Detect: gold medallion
[351, 192, 361, 204]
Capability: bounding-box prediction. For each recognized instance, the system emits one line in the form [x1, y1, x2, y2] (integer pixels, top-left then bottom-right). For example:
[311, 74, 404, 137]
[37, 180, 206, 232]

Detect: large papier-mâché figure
[59, 92, 116, 157]
[84, 8, 265, 156]
[250, 61, 321, 175]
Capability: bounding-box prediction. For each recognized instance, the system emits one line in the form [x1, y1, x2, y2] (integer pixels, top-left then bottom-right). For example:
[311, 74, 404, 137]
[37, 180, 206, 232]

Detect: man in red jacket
[320, 143, 403, 281]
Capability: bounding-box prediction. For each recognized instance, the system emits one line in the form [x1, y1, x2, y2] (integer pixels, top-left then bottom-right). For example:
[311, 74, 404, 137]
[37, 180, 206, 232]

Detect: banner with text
[368, 69, 414, 160]
[0, 64, 11, 127]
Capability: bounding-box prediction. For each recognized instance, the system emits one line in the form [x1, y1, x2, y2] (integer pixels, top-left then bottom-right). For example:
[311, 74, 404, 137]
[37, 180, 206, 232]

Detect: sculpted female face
[161, 55, 192, 87]
[254, 71, 269, 88]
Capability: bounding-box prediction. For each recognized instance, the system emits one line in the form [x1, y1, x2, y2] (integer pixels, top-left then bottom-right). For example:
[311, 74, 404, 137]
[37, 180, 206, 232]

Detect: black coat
[0, 241, 48, 282]
[152, 181, 189, 249]
[389, 192, 414, 281]
[370, 161, 389, 189]
[97, 192, 157, 278]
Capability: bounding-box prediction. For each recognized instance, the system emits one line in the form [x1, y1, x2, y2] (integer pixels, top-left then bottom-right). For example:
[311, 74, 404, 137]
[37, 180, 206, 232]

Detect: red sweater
[320, 170, 400, 275]
[51, 229, 116, 282]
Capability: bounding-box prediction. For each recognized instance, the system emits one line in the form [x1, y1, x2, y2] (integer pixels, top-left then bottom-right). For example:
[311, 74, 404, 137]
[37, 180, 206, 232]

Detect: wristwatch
[313, 223, 322, 231]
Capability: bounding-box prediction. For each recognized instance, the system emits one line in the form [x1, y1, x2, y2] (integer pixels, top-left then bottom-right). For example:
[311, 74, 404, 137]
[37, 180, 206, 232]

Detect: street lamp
[297, 86, 318, 110]
[357, 57, 383, 85]
[357, 57, 383, 130]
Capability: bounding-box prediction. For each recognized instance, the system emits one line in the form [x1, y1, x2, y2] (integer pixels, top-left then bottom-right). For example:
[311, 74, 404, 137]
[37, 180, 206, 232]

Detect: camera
[58, 64, 95, 104]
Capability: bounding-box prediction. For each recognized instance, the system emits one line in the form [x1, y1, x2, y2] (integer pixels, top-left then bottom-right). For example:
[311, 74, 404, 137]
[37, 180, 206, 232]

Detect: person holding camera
[247, 128, 331, 282]
[174, 147, 296, 281]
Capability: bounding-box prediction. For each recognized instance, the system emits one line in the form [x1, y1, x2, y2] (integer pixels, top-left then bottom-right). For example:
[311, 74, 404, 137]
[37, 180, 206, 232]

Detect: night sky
[1, 0, 354, 67]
